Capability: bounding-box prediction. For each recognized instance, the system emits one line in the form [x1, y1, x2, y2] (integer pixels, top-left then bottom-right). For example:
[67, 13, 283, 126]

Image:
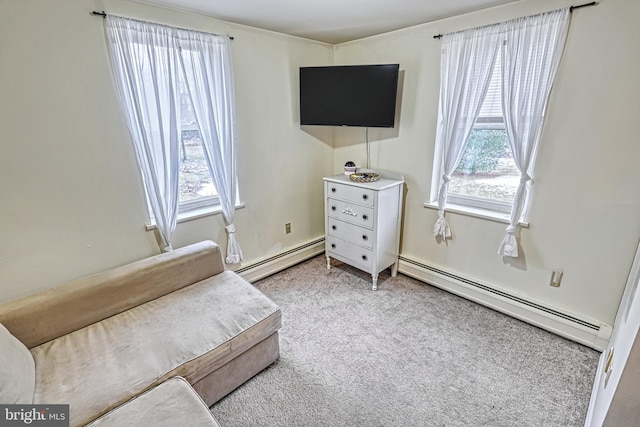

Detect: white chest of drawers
[323, 171, 404, 290]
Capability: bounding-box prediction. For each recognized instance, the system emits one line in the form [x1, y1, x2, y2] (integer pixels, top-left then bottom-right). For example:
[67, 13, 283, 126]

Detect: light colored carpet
[211, 256, 599, 426]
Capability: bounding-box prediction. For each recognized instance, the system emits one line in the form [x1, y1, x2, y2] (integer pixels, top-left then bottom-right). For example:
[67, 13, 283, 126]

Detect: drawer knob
[362, 214, 368, 221]
[362, 235, 368, 241]
[331, 206, 336, 211]
[362, 194, 368, 200]
[331, 243, 336, 249]
[331, 187, 336, 193]
[332, 225, 337, 230]
[362, 255, 368, 261]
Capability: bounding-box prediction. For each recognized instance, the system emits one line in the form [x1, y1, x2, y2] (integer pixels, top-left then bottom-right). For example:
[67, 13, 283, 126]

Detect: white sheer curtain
[104, 16, 243, 261]
[497, 8, 570, 257]
[433, 27, 501, 239]
[105, 16, 182, 251]
[179, 32, 243, 264]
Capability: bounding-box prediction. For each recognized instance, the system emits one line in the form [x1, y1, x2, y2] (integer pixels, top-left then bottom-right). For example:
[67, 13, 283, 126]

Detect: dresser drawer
[326, 236, 373, 270]
[327, 218, 373, 249]
[326, 182, 374, 207]
[327, 198, 374, 229]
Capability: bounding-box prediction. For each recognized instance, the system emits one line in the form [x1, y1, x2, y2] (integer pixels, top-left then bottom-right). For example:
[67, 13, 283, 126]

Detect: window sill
[423, 201, 529, 228]
[145, 202, 245, 231]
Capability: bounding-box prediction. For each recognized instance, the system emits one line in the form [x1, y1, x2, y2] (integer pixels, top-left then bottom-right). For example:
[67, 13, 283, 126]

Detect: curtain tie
[433, 212, 451, 239]
[498, 225, 519, 257]
[442, 174, 452, 183]
[224, 223, 243, 264]
[520, 173, 532, 184]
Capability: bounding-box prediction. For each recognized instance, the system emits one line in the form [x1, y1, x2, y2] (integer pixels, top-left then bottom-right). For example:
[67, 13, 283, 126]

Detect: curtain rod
[91, 11, 234, 40]
[432, 1, 598, 39]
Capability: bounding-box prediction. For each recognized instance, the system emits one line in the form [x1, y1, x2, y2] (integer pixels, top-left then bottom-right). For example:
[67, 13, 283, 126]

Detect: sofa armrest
[0, 240, 225, 348]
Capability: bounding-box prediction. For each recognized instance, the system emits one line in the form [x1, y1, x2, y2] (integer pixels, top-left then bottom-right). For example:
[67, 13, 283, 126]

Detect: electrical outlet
[604, 347, 614, 387]
[550, 270, 563, 287]
[285, 223, 291, 234]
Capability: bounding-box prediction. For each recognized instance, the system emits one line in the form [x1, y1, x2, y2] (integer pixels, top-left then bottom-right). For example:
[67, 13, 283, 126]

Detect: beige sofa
[0, 240, 281, 426]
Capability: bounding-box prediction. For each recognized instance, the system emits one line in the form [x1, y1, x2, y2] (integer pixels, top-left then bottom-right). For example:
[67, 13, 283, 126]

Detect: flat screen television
[299, 64, 400, 128]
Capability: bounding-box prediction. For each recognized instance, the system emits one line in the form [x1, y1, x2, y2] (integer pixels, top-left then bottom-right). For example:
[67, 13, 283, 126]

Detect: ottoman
[86, 377, 221, 426]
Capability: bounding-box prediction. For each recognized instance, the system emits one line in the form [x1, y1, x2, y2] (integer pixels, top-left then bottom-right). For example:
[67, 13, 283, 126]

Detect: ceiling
[136, 0, 521, 44]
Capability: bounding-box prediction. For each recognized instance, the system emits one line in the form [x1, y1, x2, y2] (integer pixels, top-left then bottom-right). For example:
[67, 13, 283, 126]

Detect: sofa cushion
[0, 241, 225, 349]
[85, 377, 221, 427]
[0, 323, 35, 403]
[31, 271, 281, 426]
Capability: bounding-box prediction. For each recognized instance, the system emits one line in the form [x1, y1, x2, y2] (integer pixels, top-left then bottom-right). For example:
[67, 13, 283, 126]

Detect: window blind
[478, 49, 502, 122]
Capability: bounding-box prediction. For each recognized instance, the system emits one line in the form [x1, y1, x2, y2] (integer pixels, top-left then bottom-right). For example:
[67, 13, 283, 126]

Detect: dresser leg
[326, 255, 331, 270]
[371, 274, 378, 291]
[391, 260, 399, 277]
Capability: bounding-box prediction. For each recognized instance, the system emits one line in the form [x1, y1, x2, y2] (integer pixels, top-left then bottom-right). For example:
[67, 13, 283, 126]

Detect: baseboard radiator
[398, 255, 611, 351]
[234, 237, 610, 351]
[235, 237, 325, 283]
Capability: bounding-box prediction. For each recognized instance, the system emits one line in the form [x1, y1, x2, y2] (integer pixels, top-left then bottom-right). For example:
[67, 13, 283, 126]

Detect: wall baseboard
[398, 256, 611, 351]
[235, 237, 325, 283]
[233, 237, 610, 351]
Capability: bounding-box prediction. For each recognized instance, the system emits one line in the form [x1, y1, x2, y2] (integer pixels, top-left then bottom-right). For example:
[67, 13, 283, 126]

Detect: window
[176, 76, 219, 214]
[447, 50, 518, 214]
[429, 8, 570, 257]
[137, 53, 222, 220]
[105, 15, 243, 258]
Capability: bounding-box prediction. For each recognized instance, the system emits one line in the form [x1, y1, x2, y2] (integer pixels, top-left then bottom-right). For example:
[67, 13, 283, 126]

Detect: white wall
[0, 0, 334, 302]
[333, 0, 640, 326]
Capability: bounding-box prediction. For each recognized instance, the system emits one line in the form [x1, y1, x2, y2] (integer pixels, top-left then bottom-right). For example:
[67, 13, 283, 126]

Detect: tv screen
[299, 64, 399, 128]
